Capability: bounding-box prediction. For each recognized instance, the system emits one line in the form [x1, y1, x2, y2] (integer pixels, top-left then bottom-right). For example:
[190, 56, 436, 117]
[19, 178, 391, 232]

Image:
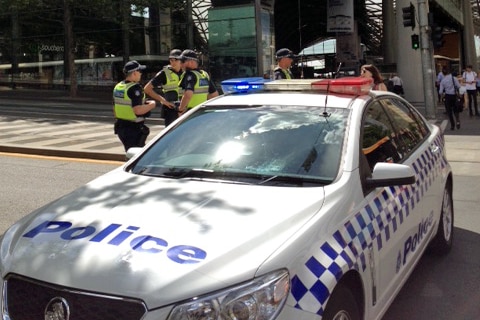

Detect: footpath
[1, 86, 480, 163]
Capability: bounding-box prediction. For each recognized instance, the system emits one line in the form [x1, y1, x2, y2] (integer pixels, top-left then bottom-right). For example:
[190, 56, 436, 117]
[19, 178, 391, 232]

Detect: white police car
[0, 77, 453, 320]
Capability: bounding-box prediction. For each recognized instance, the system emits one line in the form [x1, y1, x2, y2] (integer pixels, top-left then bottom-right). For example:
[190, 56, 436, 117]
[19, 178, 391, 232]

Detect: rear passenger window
[379, 98, 429, 156]
[361, 98, 430, 172]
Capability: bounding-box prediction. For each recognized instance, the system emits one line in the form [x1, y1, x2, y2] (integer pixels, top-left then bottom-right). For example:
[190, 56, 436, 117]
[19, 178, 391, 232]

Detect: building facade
[0, 0, 275, 91]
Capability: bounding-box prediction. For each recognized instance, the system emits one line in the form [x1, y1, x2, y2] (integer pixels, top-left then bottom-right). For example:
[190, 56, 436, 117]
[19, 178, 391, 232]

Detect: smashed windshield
[130, 105, 348, 185]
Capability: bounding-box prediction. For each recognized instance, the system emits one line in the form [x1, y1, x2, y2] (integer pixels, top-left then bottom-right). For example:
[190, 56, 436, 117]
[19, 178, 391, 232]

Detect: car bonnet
[0, 170, 325, 308]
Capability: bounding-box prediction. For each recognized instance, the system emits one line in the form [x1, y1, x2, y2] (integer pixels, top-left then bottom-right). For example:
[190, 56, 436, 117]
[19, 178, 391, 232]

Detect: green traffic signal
[411, 34, 420, 50]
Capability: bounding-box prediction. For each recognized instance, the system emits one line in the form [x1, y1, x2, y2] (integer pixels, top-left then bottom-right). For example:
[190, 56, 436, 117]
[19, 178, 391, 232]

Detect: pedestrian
[476, 70, 480, 96]
[177, 50, 218, 114]
[457, 74, 468, 112]
[439, 68, 461, 130]
[462, 64, 478, 116]
[274, 48, 296, 79]
[144, 49, 184, 127]
[113, 60, 156, 151]
[436, 67, 446, 103]
[360, 64, 387, 91]
[387, 74, 395, 92]
[390, 73, 404, 95]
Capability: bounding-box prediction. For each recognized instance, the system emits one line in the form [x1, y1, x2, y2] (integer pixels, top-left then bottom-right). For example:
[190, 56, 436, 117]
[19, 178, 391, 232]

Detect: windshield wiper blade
[162, 168, 216, 179]
[257, 174, 330, 186]
[138, 167, 330, 186]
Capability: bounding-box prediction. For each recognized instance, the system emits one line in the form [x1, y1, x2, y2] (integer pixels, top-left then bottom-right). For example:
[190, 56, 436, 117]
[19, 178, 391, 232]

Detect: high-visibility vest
[274, 67, 292, 79]
[180, 70, 210, 109]
[113, 81, 144, 121]
[162, 66, 183, 100]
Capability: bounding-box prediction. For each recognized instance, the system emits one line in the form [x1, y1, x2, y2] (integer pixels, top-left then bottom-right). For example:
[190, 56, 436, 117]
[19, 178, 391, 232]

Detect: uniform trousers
[114, 119, 150, 151]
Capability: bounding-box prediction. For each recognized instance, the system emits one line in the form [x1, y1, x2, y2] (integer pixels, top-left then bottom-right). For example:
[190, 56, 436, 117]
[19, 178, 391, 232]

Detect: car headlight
[168, 269, 290, 320]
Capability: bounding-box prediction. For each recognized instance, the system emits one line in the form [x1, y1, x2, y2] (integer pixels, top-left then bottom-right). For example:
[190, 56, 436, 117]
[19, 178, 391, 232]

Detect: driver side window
[361, 101, 403, 172]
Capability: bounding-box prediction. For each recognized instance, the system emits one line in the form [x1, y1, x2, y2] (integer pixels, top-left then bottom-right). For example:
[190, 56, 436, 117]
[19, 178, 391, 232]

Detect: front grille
[4, 274, 147, 320]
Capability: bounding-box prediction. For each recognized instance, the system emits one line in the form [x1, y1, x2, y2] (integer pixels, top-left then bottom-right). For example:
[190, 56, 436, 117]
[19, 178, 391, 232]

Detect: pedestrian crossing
[0, 115, 164, 161]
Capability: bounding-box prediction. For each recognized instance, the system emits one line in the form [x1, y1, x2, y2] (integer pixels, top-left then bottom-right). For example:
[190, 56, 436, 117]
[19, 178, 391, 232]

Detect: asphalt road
[0, 153, 120, 233]
[0, 100, 164, 124]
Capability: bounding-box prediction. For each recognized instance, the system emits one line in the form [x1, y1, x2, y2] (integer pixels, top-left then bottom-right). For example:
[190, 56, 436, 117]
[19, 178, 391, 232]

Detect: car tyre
[429, 184, 454, 255]
[322, 284, 361, 320]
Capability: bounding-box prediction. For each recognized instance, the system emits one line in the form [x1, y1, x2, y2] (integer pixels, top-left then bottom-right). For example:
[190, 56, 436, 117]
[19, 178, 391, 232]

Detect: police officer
[274, 48, 296, 80]
[113, 60, 156, 151]
[178, 50, 218, 114]
[144, 49, 184, 127]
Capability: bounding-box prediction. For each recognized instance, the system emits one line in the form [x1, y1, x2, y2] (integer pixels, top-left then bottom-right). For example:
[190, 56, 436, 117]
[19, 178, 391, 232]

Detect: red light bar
[312, 77, 373, 95]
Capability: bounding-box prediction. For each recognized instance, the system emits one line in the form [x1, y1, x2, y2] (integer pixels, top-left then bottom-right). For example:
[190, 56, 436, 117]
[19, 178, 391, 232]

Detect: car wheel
[322, 284, 361, 320]
[429, 184, 454, 254]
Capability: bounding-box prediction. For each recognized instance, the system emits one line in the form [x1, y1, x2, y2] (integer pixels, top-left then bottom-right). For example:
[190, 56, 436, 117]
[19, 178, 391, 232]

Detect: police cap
[123, 60, 146, 74]
[169, 49, 183, 59]
[180, 49, 198, 62]
[275, 48, 296, 60]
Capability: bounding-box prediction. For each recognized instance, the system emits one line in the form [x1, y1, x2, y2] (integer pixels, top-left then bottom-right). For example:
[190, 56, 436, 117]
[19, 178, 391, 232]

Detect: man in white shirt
[436, 68, 445, 103]
[463, 64, 478, 116]
[391, 74, 404, 95]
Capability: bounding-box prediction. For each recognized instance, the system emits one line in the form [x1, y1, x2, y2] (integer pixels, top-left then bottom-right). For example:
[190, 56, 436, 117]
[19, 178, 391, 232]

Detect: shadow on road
[383, 227, 480, 319]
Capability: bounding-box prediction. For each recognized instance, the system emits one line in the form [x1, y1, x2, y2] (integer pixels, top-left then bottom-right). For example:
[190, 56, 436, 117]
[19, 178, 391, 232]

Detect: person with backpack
[463, 64, 478, 116]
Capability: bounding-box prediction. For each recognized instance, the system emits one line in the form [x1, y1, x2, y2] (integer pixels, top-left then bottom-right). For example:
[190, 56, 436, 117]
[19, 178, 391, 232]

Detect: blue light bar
[221, 77, 271, 94]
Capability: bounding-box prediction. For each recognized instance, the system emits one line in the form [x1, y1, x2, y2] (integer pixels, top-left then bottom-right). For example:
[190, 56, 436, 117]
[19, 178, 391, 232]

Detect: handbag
[451, 75, 464, 113]
[455, 94, 464, 113]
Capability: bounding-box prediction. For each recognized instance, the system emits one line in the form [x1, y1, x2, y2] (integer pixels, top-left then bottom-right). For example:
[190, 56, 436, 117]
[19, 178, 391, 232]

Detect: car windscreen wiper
[166, 169, 329, 186]
[134, 167, 329, 186]
[130, 166, 214, 178]
[257, 174, 331, 186]
[162, 168, 216, 179]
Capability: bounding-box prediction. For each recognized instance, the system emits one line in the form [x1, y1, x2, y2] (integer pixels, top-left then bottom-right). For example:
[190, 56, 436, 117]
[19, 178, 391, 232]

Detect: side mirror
[365, 162, 416, 189]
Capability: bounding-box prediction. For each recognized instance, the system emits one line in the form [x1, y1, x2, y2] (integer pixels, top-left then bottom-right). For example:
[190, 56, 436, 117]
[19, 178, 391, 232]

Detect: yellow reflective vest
[274, 67, 292, 79]
[162, 66, 183, 100]
[113, 81, 144, 121]
[180, 70, 210, 109]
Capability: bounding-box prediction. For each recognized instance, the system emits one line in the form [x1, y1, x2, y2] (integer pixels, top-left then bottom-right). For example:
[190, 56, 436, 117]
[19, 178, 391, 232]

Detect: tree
[63, 0, 76, 97]
[1, 0, 182, 96]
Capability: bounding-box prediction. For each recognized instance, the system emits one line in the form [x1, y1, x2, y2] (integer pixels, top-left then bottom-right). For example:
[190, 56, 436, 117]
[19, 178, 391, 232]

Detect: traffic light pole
[417, 0, 436, 119]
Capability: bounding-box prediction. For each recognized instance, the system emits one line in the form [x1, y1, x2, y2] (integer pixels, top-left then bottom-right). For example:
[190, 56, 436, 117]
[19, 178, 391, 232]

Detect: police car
[0, 77, 453, 320]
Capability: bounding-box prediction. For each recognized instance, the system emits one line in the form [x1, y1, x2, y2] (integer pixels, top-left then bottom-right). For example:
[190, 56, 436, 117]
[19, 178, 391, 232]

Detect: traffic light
[431, 25, 445, 48]
[411, 34, 420, 50]
[402, 3, 416, 29]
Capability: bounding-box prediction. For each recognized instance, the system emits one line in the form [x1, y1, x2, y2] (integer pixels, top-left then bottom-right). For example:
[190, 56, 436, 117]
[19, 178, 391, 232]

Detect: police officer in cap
[113, 60, 156, 151]
[144, 49, 184, 127]
[274, 48, 296, 80]
[178, 49, 218, 114]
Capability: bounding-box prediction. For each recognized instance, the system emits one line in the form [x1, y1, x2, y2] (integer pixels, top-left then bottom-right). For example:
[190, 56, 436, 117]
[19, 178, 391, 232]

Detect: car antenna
[323, 62, 342, 118]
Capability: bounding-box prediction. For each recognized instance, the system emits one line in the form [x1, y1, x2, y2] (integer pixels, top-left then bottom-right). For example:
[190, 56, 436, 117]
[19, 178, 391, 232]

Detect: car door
[379, 97, 440, 270]
[359, 97, 434, 315]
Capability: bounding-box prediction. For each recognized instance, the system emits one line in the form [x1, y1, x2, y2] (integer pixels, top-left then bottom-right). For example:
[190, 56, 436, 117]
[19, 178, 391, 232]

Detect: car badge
[44, 297, 70, 320]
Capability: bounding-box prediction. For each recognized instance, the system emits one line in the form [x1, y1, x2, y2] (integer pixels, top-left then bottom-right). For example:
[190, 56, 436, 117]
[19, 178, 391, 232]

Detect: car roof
[205, 91, 362, 109]
[206, 77, 388, 109]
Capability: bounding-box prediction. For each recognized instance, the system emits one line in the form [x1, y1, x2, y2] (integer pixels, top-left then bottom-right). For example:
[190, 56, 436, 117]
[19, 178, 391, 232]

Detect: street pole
[417, 0, 436, 119]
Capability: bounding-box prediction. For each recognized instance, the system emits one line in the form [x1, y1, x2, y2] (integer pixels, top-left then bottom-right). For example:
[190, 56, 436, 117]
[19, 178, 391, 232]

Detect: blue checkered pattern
[289, 135, 447, 316]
